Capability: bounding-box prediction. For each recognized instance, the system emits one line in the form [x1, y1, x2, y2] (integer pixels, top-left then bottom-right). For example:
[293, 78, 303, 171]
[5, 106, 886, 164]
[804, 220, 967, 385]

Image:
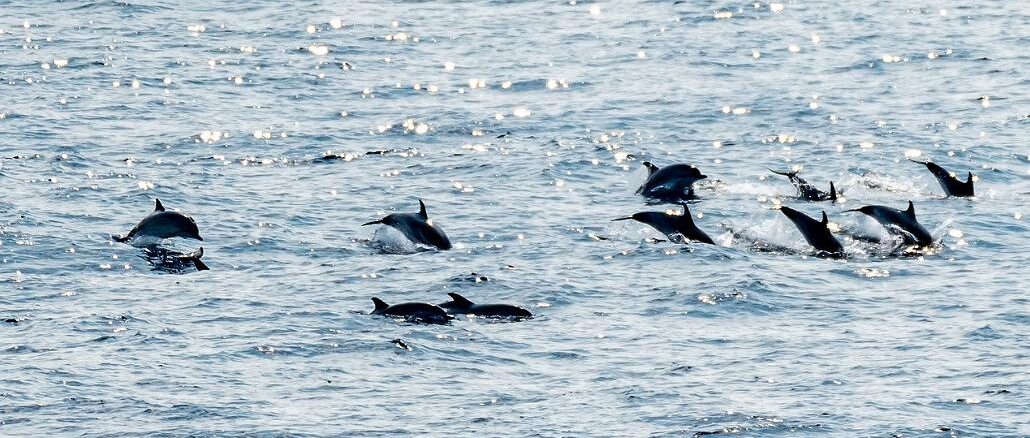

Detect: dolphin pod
[93, 152, 968, 320]
[362, 199, 452, 250]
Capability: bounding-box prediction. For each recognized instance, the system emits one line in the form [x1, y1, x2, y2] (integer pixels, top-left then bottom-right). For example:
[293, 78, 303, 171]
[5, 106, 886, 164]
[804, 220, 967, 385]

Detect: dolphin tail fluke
[446, 292, 474, 307]
[192, 258, 211, 271]
[371, 297, 389, 313]
[191, 247, 210, 271]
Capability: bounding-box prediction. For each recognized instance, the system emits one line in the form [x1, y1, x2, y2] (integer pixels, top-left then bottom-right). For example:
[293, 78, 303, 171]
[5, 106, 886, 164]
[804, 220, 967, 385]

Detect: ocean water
[2, 0, 1029, 435]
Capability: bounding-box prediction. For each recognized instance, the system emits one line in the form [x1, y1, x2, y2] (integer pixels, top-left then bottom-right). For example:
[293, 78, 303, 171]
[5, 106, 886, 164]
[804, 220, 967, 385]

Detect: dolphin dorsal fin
[906, 201, 916, 218]
[418, 200, 428, 219]
[966, 171, 974, 185]
[644, 161, 659, 176]
[371, 297, 389, 313]
[447, 292, 473, 307]
[821, 211, 829, 225]
[829, 181, 837, 202]
[154, 199, 165, 211]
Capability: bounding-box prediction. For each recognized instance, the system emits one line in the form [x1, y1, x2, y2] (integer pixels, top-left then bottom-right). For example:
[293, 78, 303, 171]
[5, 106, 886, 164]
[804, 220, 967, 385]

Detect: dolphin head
[182, 216, 203, 241]
[846, 206, 875, 216]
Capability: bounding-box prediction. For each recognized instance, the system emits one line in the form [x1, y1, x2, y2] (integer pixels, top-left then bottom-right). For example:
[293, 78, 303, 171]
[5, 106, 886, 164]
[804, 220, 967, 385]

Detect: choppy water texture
[2, 1, 1029, 436]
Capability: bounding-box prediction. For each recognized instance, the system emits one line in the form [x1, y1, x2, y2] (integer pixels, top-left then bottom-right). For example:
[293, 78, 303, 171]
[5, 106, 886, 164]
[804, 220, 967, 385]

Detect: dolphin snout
[362, 219, 383, 226]
[611, 217, 634, 222]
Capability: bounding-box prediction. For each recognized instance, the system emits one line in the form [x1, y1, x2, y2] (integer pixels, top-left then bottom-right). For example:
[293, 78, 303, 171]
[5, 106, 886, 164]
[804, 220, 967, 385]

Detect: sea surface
[1, 1, 1028, 436]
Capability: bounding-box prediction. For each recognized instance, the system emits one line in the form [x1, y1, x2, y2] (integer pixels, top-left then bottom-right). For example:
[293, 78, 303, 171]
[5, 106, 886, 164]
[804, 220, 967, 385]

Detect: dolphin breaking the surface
[363, 200, 452, 250]
[116, 199, 203, 246]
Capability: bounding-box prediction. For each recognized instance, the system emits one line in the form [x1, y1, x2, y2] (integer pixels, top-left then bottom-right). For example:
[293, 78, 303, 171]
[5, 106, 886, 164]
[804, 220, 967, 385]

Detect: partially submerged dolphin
[910, 159, 974, 197]
[636, 161, 707, 203]
[141, 246, 210, 272]
[778, 206, 844, 257]
[768, 169, 837, 202]
[846, 201, 934, 246]
[363, 200, 452, 250]
[116, 199, 202, 246]
[612, 204, 714, 244]
[370, 297, 453, 324]
[438, 293, 533, 320]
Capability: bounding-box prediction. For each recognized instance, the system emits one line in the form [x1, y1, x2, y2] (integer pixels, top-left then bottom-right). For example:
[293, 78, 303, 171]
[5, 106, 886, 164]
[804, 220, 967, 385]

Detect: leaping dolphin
[116, 199, 202, 246]
[362, 200, 452, 250]
[612, 204, 714, 244]
[438, 293, 532, 320]
[910, 159, 974, 197]
[636, 161, 707, 203]
[846, 201, 934, 246]
[778, 206, 844, 257]
[768, 168, 837, 202]
[370, 297, 453, 324]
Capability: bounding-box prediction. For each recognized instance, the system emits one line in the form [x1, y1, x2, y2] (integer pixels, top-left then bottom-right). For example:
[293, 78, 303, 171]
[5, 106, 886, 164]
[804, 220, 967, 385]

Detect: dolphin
[636, 161, 707, 203]
[141, 246, 210, 272]
[778, 206, 844, 257]
[362, 200, 452, 250]
[846, 201, 934, 246]
[768, 169, 837, 202]
[612, 204, 714, 244]
[438, 293, 533, 320]
[116, 199, 202, 246]
[370, 297, 453, 324]
[910, 159, 974, 197]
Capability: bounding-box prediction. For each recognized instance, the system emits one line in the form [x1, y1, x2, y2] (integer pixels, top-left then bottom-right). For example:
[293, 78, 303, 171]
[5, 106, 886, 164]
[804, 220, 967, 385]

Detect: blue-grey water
[2, 1, 1029, 436]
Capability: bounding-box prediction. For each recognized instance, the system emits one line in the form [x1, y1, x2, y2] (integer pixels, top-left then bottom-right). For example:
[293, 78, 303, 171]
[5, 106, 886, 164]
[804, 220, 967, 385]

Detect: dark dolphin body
[768, 169, 837, 202]
[116, 199, 202, 245]
[636, 162, 707, 203]
[910, 159, 974, 197]
[438, 293, 532, 320]
[847, 201, 934, 246]
[612, 204, 714, 244]
[363, 200, 452, 250]
[779, 206, 844, 257]
[141, 246, 210, 273]
[370, 297, 453, 324]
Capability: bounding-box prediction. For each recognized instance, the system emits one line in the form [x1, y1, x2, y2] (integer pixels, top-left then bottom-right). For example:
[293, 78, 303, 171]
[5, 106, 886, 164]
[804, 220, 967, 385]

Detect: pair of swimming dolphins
[370, 293, 532, 324]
